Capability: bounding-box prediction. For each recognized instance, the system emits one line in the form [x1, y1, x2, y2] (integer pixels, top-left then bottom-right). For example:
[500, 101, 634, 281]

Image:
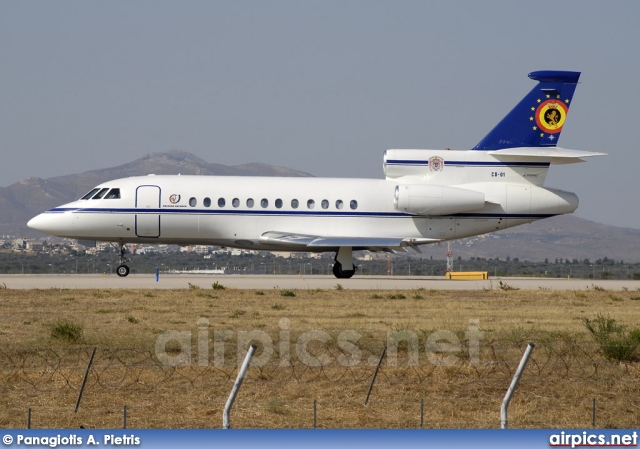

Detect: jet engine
[394, 184, 485, 216]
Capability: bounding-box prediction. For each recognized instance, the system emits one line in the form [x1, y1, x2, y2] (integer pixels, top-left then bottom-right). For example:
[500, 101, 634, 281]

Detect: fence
[1, 341, 639, 428]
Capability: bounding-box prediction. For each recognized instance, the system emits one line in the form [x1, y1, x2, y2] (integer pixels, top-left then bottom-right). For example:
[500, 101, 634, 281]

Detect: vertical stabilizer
[472, 71, 580, 151]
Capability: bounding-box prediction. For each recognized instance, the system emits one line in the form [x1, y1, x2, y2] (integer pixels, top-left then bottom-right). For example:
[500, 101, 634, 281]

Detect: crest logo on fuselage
[169, 194, 181, 204]
[429, 156, 444, 172]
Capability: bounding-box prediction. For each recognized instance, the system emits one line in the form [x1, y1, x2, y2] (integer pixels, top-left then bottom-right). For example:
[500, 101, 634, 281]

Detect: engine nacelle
[394, 184, 485, 215]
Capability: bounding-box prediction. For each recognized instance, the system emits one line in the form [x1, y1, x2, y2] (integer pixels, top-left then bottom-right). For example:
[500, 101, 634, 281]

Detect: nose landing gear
[116, 264, 130, 277]
[111, 243, 131, 277]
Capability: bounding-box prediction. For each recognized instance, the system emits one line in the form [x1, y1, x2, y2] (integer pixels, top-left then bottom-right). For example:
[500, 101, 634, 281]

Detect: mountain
[452, 214, 640, 263]
[0, 150, 311, 237]
[3, 150, 640, 262]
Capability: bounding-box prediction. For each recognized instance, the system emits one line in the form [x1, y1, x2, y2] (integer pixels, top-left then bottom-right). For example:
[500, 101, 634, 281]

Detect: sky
[1, 1, 639, 228]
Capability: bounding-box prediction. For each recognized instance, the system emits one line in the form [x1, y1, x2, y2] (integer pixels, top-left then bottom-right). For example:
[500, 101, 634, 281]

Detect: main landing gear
[111, 243, 130, 277]
[332, 246, 356, 279]
[332, 261, 356, 279]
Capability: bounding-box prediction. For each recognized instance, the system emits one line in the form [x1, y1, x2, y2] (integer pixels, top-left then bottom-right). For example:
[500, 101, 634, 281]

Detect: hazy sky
[2, 1, 638, 228]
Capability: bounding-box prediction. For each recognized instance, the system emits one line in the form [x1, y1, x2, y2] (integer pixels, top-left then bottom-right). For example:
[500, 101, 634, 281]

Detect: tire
[332, 262, 355, 279]
[116, 264, 130, 277]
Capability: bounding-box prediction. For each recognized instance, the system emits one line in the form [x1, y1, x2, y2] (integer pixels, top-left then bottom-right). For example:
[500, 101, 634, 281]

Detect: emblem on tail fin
[534, 98, 569, 136]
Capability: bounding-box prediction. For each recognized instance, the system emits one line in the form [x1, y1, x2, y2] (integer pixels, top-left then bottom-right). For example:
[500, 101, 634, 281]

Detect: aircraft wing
[259, 231, 439, 252]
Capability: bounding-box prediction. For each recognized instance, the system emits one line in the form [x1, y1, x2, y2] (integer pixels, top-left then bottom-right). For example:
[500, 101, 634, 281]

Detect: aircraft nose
[27, 213, 50, 233]
[27, 211, 72, 236]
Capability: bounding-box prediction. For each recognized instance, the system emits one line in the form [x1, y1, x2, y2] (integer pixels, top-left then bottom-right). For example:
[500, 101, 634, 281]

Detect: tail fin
[472, 70, 580, 151]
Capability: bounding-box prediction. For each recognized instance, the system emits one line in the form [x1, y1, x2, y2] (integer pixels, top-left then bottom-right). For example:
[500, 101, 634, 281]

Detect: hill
[3, 150, 639, 262]
[453, 214, 640, 263]
[0, 150, 311, 237]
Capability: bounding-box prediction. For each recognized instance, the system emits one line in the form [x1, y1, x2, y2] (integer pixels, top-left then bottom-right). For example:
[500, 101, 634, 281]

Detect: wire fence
[1, 341, 639, 428]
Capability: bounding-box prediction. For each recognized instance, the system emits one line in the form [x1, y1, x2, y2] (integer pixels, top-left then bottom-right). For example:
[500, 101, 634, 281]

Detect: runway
[1, 274, 639, 290]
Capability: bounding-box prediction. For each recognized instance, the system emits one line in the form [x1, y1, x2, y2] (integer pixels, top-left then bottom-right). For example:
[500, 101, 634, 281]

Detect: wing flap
[259, 231, 439, 250]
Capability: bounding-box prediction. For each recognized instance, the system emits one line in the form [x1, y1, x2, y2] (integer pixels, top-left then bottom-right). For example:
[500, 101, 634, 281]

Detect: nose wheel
[111, 243, 131, 277]
[116, 264, 130, 277]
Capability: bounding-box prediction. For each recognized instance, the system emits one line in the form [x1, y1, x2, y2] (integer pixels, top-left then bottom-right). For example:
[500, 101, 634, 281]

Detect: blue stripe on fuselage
[44, 207, 555, 220]
[385, 160, 550, 168]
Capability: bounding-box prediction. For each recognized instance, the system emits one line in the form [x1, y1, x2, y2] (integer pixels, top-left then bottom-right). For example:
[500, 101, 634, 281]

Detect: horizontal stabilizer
[488, 146, 606, 164]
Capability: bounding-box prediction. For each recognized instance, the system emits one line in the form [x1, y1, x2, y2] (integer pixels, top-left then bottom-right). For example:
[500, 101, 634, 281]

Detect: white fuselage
[27, 150, 579, 251]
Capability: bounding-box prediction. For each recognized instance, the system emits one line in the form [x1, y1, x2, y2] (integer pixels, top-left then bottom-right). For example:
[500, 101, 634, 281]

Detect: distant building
[27, 241, 44, 252]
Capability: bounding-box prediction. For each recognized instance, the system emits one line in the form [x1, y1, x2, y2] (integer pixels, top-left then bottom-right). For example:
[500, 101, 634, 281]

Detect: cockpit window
[81, 188, 100, 200]
[104, 188, 121, 199]
[91, 188, 110, 200]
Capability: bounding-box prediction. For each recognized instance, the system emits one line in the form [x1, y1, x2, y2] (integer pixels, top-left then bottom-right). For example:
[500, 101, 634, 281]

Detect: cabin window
[246, 198, 254, 208]
[189, 197, 197, 207]
[232, 198, 240, 208]
[104, 188, 121, 199]
[275, 199, 283, 209]
[261, 198, 268, 208]
[350, 200, 358, 210]
[218, 198, 226, 207]
[307, 199, 315, 209]
[336, 200, 344, 209]
[203, 197, 211, 207]
[321, 199, 329, 209]
[81, 188, 100, 200]
[291, 199, 299, 209]
[92, 188, 109, 200]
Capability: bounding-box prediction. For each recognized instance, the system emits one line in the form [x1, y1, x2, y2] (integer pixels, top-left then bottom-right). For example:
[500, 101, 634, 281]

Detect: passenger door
[135, 185, 161, 238]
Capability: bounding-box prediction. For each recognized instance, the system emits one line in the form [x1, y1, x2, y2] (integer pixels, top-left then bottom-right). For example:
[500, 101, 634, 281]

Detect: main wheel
[116, 264, 130, 277]
[332, 262, 355, 279]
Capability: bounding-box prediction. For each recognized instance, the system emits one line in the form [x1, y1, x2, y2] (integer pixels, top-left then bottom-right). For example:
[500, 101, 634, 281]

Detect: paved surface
[1, 274, 638, 290]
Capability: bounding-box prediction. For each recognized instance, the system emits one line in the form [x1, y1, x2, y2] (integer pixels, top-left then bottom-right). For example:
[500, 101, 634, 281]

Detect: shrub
[386, 293, 406, 299]
[280, 290, 296, 297]
[188, 283, 200, 290]
[50, 320, 83, 343]
[582, 314, 640, 362]
[212, 281, 226, 290]
[229, 310, 246, 319]
[498, 281, 519, 291]
[265, 397, 287, 415]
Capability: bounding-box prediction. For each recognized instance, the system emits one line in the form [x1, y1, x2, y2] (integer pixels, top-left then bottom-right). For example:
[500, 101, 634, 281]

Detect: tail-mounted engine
[394, 184, 485, 216]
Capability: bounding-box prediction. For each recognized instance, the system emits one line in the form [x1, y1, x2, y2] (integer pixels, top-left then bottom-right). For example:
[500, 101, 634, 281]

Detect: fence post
[313, 399, 317, 429]
[223, 344, 256, 429]
[123, 405, 127, 429]
[420, 399, 424, 428]
[592, 398, 596, 427]
[365, 346, 387, 405]
[501, 343, 534, 429]
[27, 408, 31, 429]
[75, 347, 97, 412]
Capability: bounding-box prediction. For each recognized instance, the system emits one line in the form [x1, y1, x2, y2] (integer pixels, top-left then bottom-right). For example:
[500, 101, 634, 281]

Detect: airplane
[28, 70, 604, 279]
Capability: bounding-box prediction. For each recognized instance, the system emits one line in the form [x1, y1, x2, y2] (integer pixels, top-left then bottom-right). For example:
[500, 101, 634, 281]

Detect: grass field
[1, 284, 639, 429]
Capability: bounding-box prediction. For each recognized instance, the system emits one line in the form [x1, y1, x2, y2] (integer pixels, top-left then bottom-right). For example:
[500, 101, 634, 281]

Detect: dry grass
[1, 286, 640, 429]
